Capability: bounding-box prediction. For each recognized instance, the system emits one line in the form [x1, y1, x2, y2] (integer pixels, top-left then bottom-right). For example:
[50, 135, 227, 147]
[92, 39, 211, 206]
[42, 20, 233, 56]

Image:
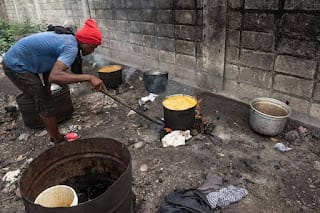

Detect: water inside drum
[62, 174, 116, 203]
[253, 102, 288, 116]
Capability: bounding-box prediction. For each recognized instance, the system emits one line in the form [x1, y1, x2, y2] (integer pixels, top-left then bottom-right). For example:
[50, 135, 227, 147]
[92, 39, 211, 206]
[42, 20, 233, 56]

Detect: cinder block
[143, 35, 157, 48]
[313, 83, 320, 101]
[129, 21, 141, 33]
[284, 0, 320, 10]
[107, 20, 117, 30]
[175, 0, 196, 9]
[272, 93, 311, 113]
[141, 22, 156, 35]
[228, 0, 243, 9]
[310, 103, 320, 119]
[197, 10, 203, 25]
[116, 20, 129, 32]
[127, 10, 142, 21]
[156, 24, 174, 38]
[243, 13, 275, 33]
[281, 14, 319, 38]
[277, 36, 317, 58]
[110, 40, 122, 50]
[113, 31, 129, 42]
[245, 0, 279, 10]
[157, 37, 175, 51]
[130, 44, 144, 55]
[144, 58, 159, 70]
[197, 57, 205, 70]
[140, 0, 156, 9]
[274, 74, 314, 98]
[226, 30, 240, 47]
[176, 40, 196, 56]
[113, 0, 126, 8]
[143, 47, 159, 59]
[175, 10, 197, 25]
[159, 62, 176, 74]
[225, 64, 239, 80]
[140, 9, 156, 22]
[240, 49, 274, 70]
[176, 54, 196, 69]
[201, 72, 224, 92]
[173, 66, 201, 88]
[156, 0, 173, 9]
[175, 25, 195, 40]
[196, 42, 204, 57]
[157, 10, 174, 24]
[241, 31, 274, 52]
[115, 9, 128, 20]
[126, 0, 140, 9]
[226, 47, 239, 64]
[129, 33, 143, 45]
[238, 83, 271, 100]
[275, 55, 316, 79]
[227, 11, 241, 30]
[159, 50, 175, 63]
[239, 67, 272, 88]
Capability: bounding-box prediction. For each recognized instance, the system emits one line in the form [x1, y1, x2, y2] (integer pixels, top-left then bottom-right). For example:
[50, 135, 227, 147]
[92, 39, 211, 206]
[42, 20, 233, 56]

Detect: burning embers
[162, 96, 221, 144]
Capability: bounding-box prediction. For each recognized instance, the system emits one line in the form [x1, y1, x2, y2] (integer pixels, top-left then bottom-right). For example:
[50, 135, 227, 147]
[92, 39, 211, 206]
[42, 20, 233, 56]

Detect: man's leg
[4, 67, 64, 143]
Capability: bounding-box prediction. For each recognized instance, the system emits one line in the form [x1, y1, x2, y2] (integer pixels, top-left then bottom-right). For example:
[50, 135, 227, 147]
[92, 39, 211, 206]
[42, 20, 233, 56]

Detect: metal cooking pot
[98, 65, 123, 89]
[143, 70, 168, 94]
[162, 94, 197, 130]
[250, 97, 291, 136]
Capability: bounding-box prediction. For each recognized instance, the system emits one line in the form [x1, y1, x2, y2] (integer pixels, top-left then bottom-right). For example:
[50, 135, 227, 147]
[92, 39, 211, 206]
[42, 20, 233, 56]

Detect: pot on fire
[98, 65, 123, 89]
[162, 94, 197, 130]
[250, 97, 291, 136]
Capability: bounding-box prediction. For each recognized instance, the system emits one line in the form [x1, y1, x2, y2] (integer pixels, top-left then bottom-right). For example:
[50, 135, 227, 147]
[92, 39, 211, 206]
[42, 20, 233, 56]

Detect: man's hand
[89, 76, 106, 92]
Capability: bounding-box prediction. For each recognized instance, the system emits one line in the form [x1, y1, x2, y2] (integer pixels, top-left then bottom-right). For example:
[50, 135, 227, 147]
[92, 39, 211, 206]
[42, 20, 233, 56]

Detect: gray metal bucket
[249, 97, 291, 136]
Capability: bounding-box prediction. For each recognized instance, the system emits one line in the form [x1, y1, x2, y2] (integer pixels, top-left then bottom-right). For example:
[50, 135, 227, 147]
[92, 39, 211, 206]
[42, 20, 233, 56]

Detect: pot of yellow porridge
[98, 65, 123, 89]
[162, 94, 197, 130]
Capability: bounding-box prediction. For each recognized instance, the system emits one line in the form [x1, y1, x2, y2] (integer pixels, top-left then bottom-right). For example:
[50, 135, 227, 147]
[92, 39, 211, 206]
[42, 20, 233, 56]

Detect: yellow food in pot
[98, 65, 122, 73]
[162, 95, 197, 111]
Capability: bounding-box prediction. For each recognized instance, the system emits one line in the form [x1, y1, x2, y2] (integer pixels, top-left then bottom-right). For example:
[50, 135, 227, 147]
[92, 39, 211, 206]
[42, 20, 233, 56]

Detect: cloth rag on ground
[161, 130, 192, 147]
[273, 142, 292, 152]
[197, 173, 223, 194]
[206, 185, 248, 208]
[138, 93, 158, 106]
[158, 189, 213, 213]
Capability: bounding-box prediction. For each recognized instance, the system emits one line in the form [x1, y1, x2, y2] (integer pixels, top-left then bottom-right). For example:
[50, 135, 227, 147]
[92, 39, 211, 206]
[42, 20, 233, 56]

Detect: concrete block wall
[3, 0, 85, 27]
[93, 0, 208, 90]
[224, 0, 320, 125]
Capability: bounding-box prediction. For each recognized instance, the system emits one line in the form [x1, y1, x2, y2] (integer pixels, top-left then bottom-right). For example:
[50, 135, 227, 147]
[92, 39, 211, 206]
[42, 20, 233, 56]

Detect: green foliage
[0, 19, 41, 53]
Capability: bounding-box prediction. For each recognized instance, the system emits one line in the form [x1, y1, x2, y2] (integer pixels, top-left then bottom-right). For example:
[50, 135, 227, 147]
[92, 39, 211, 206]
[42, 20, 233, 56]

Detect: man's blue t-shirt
[3, 31, 78, 74]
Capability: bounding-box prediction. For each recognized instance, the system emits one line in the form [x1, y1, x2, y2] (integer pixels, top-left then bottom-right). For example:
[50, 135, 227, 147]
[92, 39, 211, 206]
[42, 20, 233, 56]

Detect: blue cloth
[3, 31, 78, 74]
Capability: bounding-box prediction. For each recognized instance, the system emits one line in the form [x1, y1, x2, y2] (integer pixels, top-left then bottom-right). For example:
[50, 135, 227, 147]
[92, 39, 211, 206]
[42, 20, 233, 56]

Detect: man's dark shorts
[3, 65, 55, 117]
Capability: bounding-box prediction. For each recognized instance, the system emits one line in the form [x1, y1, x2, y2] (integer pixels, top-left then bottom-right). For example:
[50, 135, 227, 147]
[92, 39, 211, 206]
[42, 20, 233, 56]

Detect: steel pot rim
[144, 70, 168, 76]
[250, 97, 291, 119]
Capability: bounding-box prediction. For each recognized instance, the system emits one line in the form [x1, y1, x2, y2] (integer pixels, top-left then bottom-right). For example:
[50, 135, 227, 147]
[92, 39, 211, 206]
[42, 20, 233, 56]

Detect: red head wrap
[75, 19, 102, 45]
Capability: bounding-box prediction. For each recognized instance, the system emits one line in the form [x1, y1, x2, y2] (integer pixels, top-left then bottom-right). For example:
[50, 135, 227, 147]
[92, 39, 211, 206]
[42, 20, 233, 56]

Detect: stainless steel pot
[250, 97, 291, 136]
[143, 70, 168, 94]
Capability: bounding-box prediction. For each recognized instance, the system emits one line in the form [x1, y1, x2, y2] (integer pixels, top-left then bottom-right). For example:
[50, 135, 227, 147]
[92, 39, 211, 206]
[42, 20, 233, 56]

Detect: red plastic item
[64, 132, 79, 142]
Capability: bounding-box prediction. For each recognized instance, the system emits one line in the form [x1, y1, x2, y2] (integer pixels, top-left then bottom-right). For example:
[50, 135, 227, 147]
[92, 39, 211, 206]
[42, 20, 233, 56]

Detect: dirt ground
[0, 63, 320, 213]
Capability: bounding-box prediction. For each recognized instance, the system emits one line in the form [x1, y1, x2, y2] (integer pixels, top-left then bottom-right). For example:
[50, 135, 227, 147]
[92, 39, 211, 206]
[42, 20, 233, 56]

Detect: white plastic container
[34, 185, 78, 208]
